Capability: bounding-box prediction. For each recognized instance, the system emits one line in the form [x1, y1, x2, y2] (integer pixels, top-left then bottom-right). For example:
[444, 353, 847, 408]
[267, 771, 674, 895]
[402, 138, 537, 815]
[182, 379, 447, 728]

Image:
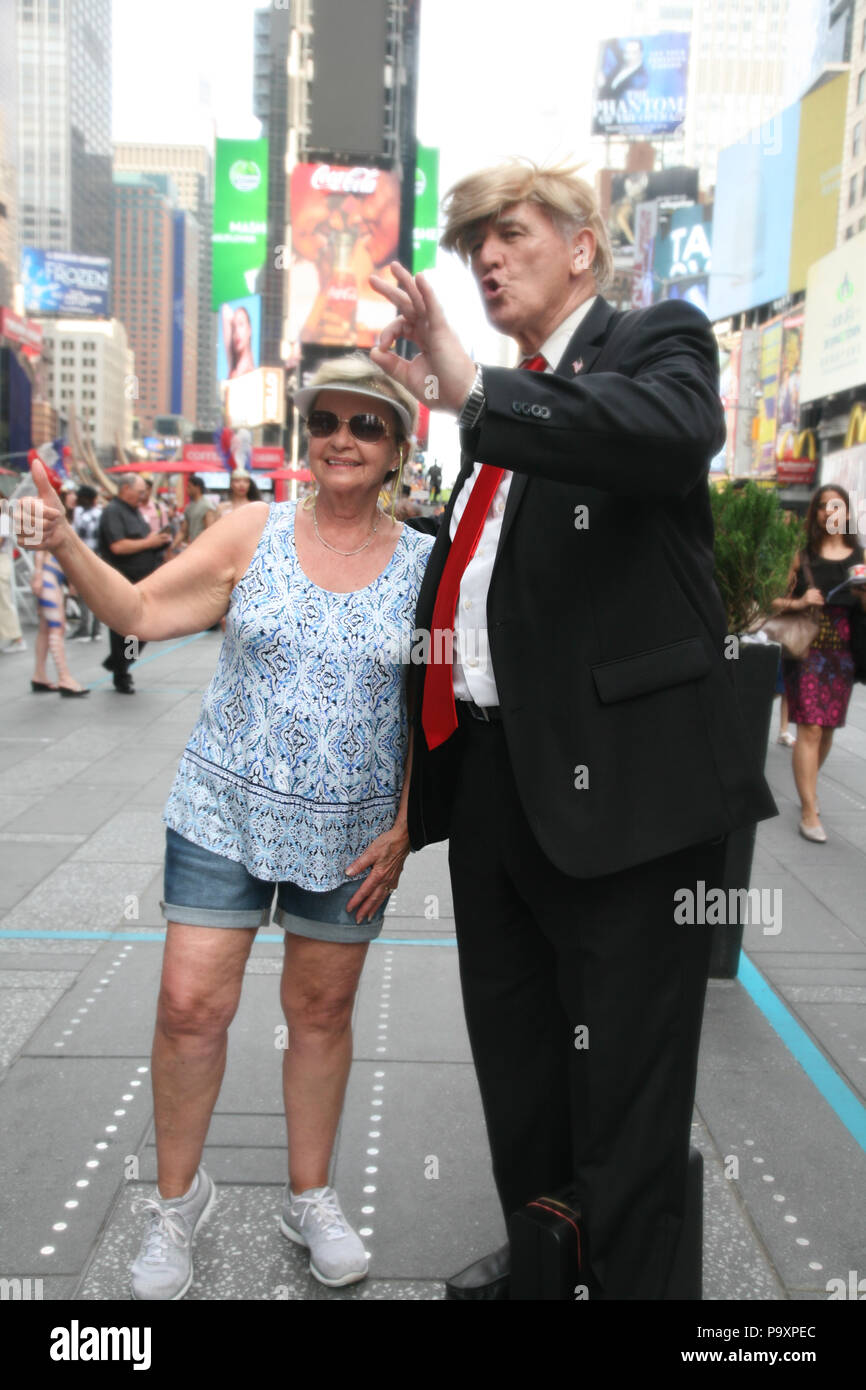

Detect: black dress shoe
[113, 678, 135, 695]
[444, 1243, 510, 1300]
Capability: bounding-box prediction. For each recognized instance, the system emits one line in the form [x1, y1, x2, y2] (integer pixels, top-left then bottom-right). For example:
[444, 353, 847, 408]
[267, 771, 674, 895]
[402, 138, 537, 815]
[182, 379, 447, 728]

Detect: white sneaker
[280, 1185, 369, 1287]
[129, 1167, 216, 1300]
[0, 638, 26, 654]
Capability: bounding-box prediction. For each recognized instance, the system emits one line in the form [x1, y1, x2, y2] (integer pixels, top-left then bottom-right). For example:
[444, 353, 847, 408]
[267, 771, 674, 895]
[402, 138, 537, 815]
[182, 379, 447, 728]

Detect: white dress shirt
[450, 296, 597, 706]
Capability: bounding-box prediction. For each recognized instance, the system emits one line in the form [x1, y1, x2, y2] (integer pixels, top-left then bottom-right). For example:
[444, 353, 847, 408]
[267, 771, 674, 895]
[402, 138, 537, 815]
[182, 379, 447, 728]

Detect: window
[862, 16, 866, 50]
[862, 166, 866, 199]
[855, 123, 863, 157]
[850, 174, 858, 208]
[860, 216, 866, 232]
[859, 70, 866, 105]
[846, 225, 855, 239]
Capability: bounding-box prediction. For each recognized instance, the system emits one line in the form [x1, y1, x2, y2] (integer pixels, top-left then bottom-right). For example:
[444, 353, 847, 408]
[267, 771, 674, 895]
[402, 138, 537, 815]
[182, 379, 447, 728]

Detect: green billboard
[212, 138, 269, 310]
[412, 145, 439, 274]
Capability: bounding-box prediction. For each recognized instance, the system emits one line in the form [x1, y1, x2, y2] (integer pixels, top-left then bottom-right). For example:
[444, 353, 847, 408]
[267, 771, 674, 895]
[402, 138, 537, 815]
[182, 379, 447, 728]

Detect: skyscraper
[254, 3, 290, 366]
[112, 172, 177, 436]
[600, 0, 810, 189]
[16, 0, 112, 260]
[0, 2, 18, 309]
[113, 143, 219, 428]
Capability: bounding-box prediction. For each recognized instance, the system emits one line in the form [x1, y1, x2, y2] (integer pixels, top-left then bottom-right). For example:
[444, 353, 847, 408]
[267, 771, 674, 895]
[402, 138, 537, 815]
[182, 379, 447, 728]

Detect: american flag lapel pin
[572, 358, 584, 375]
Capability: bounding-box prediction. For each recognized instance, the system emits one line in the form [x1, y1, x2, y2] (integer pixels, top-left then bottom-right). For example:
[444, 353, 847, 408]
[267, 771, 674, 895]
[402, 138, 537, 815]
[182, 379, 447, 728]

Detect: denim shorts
[161, 827, 388, 943]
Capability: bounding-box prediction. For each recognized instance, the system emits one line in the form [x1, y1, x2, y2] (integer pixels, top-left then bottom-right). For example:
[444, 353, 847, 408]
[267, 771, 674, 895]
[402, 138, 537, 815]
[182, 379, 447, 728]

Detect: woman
[774, 484, 866, 843]
[70, 485, 103, 641]
[221, 304, 256, 379]
[14, 472, 89, 697]
[216, 468, 262, 517]
[13, 355, 431, 1299]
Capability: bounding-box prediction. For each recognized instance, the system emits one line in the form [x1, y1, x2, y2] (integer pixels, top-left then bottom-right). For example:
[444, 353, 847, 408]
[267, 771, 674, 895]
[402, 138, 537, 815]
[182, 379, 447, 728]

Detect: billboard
[223, 368, 285, 429]
[751, 311, 804, 476]
[212, 138, 269, 310]
[217, 294, 261, 387]
[21, 248, 110, 317]
[413, 145, 439, 274]
[606, 167, 698, 254]
[653, 204, 712, 311]
[592, 33, 690, 137]
[789, 72, 846, 293]
[287, 163, 401, 358]
[801, 233, 866, 403]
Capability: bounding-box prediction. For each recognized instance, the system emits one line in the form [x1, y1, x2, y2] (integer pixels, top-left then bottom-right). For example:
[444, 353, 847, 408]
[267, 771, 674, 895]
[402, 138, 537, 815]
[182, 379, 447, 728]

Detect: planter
[709, 640, 780, 979]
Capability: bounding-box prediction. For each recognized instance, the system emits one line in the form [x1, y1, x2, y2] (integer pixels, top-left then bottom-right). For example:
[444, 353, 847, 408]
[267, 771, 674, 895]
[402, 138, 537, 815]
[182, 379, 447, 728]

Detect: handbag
[756, 553, 820, 661]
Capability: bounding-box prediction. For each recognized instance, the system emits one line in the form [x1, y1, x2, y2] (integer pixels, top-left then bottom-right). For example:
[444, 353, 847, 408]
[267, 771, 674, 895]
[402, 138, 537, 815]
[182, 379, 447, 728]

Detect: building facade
[837, 0, 866, 242]
[16, 0, 112, 261]
[112, 172, 176, 437]
[113, 142, 218, 428]
[0, 3, 18, 311]
[253, 3, 291, 367]
[36, 317, 133, 454]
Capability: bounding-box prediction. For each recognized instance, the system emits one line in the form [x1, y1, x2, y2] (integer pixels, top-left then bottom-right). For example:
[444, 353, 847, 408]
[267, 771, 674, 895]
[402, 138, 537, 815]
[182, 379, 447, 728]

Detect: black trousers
[107, 628, 146, 680]
[447, 716, 723, 1300]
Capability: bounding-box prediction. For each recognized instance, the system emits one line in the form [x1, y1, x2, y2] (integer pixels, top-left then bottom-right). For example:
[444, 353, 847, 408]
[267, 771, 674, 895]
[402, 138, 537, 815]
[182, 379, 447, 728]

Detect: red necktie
[421, 353, 547, 750]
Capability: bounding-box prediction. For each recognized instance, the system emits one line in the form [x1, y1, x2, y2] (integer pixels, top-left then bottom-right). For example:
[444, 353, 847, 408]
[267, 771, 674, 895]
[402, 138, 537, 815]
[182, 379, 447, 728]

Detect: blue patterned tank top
[163, 501, 433, 888]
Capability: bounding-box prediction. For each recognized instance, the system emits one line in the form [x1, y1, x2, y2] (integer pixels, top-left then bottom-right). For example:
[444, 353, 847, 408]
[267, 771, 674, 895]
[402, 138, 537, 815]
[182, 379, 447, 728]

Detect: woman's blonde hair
[441, 158, 614, 291]
[302, 353, 417, 513]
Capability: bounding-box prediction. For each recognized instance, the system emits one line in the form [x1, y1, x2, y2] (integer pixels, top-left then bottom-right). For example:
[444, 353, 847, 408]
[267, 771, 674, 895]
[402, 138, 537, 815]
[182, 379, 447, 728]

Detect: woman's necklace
[312, 500, 381, 556]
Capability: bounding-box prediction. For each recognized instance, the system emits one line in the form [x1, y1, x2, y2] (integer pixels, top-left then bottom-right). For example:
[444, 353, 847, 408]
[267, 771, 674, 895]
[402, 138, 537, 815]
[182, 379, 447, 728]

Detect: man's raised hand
[369, 262, 476, 412]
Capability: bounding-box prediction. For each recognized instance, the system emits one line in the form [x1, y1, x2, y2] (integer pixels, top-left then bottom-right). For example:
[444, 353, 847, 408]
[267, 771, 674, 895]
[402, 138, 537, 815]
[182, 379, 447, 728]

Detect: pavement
[0, 626, 865, 1306]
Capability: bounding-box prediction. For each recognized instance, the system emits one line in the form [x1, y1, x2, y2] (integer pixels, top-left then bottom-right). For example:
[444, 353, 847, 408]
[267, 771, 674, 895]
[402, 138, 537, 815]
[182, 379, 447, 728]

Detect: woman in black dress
[776, 484, 866, 843]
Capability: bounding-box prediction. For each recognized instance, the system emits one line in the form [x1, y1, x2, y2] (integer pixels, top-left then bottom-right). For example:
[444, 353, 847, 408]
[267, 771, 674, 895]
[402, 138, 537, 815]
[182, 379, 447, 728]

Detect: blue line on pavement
[86, 631, 209, 689]
[738, 951, 866, 1153]
[0, 929, 456, 945]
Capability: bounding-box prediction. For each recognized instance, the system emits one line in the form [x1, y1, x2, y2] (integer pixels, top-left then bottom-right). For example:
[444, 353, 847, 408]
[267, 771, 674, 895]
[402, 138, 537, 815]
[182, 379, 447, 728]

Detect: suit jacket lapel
[494, 296, 616, 560]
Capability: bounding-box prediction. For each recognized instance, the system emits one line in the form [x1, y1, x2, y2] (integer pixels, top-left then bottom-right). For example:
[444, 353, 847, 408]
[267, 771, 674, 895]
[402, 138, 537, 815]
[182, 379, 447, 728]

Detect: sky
[111, 0, 619, 372]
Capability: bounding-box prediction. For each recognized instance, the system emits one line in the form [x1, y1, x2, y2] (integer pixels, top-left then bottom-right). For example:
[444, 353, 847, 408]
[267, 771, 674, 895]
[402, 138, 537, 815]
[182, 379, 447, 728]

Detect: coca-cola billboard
[287, 163, 401, 359]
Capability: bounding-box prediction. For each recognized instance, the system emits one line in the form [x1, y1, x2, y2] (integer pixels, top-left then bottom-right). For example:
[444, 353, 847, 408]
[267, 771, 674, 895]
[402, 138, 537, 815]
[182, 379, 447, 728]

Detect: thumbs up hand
[2, 459, 70, 552]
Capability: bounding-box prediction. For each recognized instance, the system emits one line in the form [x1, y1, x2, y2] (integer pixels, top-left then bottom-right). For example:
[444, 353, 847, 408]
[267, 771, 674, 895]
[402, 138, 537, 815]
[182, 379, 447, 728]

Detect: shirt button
[494, 501, 504, 515]
[468, 657, 478, 668]
[464, 598, 472, 610]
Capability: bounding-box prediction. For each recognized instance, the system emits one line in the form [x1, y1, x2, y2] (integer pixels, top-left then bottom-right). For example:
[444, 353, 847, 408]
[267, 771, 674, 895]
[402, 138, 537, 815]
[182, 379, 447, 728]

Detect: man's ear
[572, 228, 596, 274]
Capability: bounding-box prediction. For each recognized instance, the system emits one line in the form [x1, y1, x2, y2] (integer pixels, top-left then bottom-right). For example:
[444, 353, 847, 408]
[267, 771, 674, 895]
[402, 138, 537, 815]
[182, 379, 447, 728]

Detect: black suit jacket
[407, 296, 777, 878]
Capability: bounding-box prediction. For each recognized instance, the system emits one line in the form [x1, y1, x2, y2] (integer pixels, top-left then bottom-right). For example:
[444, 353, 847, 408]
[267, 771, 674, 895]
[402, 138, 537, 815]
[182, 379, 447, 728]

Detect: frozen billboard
[21, 248, 111, 316]
[592, 33, 690, 138]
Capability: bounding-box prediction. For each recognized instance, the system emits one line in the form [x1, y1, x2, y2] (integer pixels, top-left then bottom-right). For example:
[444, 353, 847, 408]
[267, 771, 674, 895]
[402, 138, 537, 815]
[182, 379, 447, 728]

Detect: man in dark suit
[370, 161, 776, 1300]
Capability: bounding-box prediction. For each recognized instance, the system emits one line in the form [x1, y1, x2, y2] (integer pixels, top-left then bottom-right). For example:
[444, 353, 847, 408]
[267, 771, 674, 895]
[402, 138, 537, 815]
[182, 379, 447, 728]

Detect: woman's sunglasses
[307, 410, 391, 443]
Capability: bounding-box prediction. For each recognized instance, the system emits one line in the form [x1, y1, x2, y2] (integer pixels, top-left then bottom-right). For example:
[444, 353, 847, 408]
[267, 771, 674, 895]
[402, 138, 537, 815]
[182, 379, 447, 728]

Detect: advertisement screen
[606, 167, 698, 253]
[212, 138, 269, 310]
[751, 313, 803, 475]
[287, 163, 401, 361]
[592, 32, 690, 137]
[789, 72, 846, 293]
[217, 294, 262, 387]
[708, 102, 801, 321]
[413, 145, 439, 274]
[801, 233, 866, 403]
[21, 248, 111, 316]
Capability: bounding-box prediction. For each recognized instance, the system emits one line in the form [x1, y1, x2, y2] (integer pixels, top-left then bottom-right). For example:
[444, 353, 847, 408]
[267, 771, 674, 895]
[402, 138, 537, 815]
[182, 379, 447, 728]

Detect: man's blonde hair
[440, 158, 614, 291]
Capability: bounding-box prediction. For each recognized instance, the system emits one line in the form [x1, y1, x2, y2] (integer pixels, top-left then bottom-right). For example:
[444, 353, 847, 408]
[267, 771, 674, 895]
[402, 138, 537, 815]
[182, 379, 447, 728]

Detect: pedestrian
[18, 468, 89, 697]
[0, 520, 26, 655]
[775, 484, 866, 843]
[215, 468, 262, 518]
[139, 478, 170, 535]
[13, 354, 432, 1300]
[370, 158, 776, 1300]
[98, 474, 172, 694]
[70, 484, 103, 641]
[427, 460, 442, 502]
[176, 475, 217, 548]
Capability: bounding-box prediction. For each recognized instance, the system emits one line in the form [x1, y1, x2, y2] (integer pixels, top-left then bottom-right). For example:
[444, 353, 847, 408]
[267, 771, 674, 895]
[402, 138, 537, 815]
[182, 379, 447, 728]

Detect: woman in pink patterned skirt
[776, 484, 866, 844]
